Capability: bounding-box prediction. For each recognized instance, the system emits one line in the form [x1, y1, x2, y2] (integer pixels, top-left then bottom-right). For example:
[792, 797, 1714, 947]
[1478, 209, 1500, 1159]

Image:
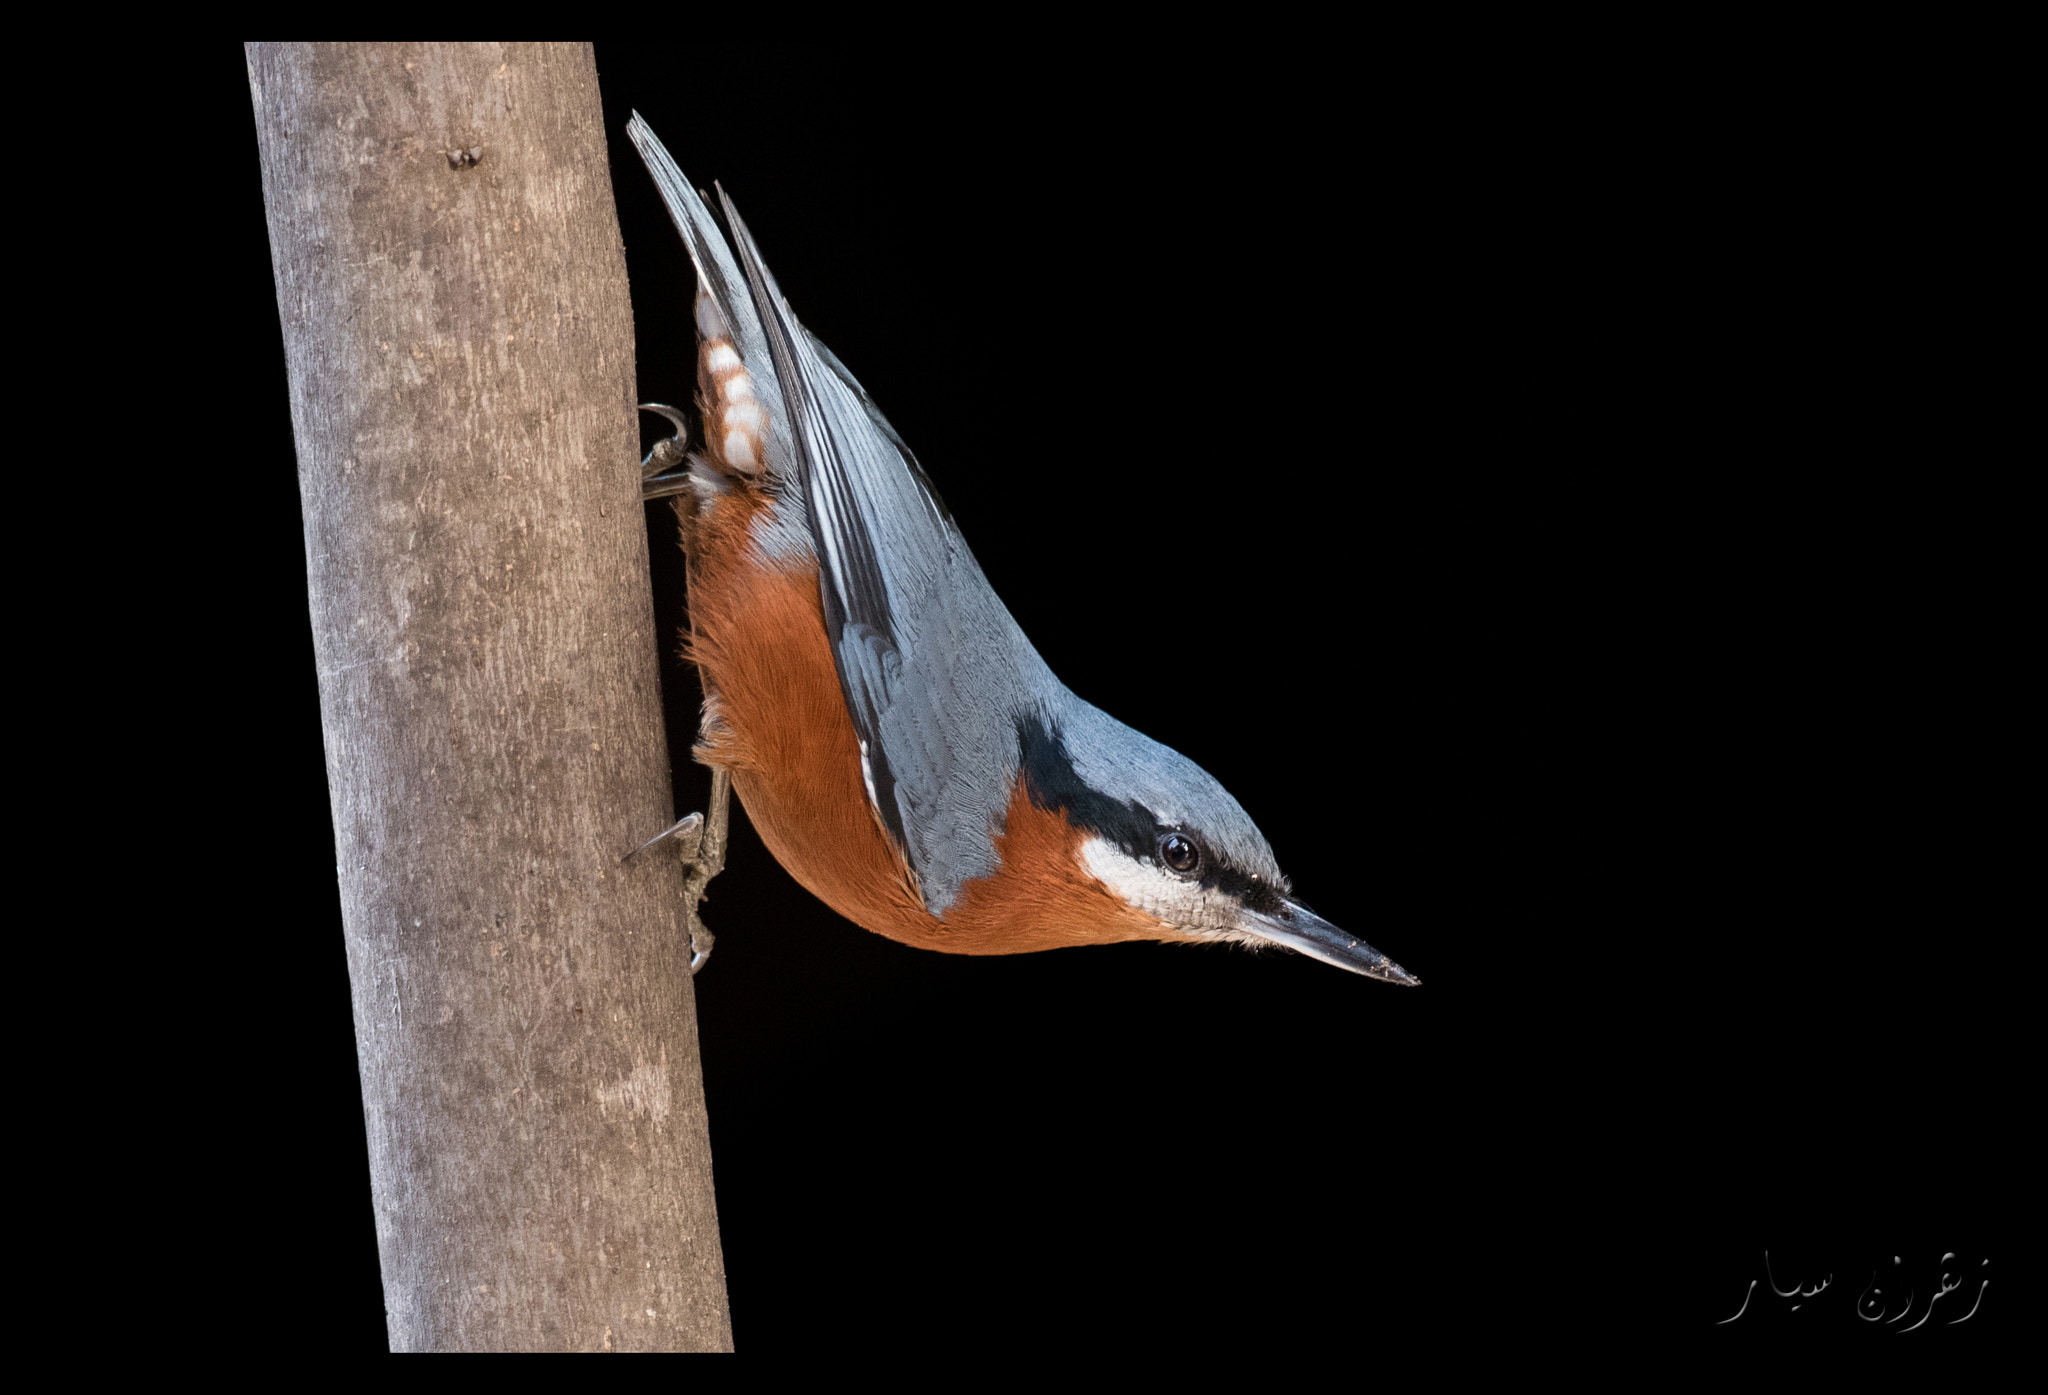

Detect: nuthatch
[625, 116, 1416, 985]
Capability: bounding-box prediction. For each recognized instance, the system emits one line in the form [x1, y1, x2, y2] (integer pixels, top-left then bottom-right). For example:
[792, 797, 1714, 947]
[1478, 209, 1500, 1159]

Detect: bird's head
[1019, 705, 1418, 985]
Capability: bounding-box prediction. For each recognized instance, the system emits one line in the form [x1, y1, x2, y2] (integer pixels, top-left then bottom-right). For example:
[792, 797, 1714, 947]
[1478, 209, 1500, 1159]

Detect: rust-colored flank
[680, 483, 1174, 956]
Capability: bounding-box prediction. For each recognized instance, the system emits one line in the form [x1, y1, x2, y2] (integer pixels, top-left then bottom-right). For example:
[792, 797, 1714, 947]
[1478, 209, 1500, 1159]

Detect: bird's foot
[639, 403, 695, 501]
[621, 768, 732, 975]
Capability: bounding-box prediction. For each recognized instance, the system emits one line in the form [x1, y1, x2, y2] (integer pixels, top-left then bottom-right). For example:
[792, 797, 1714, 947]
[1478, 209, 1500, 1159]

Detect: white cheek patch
[1081, 837, 1181, 907]
[1078, 837, 1274, 947]
[1079, 837, 1236, 934]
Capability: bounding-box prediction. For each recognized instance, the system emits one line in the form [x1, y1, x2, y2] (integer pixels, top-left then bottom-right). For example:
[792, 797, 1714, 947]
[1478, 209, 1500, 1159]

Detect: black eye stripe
[1017, 715, 1157, 855]
[1015, 715, 1285, 911]
[1208, 865, 1285, 915]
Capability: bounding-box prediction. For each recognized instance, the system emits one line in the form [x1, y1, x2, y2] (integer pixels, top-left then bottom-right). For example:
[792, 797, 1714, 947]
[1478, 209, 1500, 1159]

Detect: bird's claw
[639, 403, 695, 501]
[622, 770, 731, 976]
[622, 811, 701, 864]
[638, 403, 690, 473]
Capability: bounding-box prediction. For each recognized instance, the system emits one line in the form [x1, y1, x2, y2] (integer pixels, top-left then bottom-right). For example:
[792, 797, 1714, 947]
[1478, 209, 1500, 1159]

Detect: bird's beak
[1239, 898, 1420, 985]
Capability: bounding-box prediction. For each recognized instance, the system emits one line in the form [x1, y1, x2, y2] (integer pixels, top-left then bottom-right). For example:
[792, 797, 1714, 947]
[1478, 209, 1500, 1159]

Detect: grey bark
[248, 42, 733, 1352]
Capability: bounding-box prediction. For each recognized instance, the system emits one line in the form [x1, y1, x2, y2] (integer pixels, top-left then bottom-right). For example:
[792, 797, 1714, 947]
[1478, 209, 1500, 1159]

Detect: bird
[624, 115, 1416, 986]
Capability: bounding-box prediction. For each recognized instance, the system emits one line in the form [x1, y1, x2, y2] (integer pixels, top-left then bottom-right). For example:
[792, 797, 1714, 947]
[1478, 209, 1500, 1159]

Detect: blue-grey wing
[719, 192, 1054, 914]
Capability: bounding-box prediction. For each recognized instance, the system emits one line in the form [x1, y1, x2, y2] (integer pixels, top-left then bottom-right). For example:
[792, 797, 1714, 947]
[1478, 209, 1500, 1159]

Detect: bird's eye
[1159, 833, 1201, 874]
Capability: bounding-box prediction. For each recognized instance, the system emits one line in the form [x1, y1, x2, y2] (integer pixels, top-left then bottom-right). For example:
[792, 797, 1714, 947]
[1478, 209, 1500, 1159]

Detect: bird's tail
[625, 114, 795, 483]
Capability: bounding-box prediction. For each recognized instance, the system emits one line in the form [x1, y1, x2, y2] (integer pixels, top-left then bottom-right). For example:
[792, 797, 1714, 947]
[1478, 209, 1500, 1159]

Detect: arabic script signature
[1717, 1252, 1988, 1327]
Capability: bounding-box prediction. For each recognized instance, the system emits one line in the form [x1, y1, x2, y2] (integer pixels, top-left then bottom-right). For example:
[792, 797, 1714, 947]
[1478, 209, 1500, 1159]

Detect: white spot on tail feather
[706, 342, 742, 372]
[722, 399, 765, 433]
[694, 290, 729, 340]
[722, 429, 758, 471]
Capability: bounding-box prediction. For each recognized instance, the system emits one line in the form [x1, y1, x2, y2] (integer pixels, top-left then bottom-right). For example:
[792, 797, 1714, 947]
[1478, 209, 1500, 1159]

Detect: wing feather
[719, 190, 1051, 913]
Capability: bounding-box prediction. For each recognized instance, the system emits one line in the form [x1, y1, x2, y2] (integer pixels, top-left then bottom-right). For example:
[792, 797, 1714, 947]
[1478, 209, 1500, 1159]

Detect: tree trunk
[248, 41, 733, 1352]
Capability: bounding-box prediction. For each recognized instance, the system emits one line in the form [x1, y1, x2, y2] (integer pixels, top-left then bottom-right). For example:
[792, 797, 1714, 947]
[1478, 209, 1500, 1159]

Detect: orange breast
[680, 489, 1174, 955]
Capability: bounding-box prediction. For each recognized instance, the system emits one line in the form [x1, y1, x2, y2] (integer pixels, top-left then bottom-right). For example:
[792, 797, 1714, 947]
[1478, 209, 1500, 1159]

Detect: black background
[212, 44, 2019, 1357]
